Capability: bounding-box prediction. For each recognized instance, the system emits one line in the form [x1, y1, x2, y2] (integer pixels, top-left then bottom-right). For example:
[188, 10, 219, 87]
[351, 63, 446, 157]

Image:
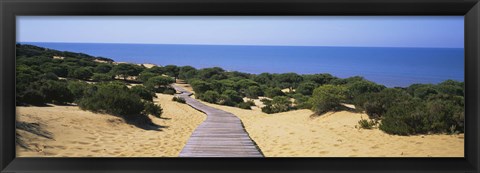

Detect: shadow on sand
[124, 117, 168, 131]
[16, 121, 54, 150]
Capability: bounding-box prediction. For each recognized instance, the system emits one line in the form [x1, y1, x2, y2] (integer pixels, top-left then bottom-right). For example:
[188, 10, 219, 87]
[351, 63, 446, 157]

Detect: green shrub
[346, 80, 385, 102]
[261, 106, 274, 114]
[172, 96, 186, 104]
[91, 73, 113, 82]
[145, 76, 175, 93]
[49, 65, 69, 77]
[162, 88, 176, 95]
[200, 90, 220, 103]
[261, 96, 293, 114]
[138, 72, 157, 83]
[271, 96, 292, 112]
[296, 82, 317, 96]
[143, 101, 163, 118]
[245, 86, 263, 99]
[303, 73, 336, 85]
[40, 80, 75, 104]
[309, 84, 347, 115]
[78, 82, 146, 119]
[237, 102, 252, 110]
[178, 66, 197, 80]
[358, 119, 376, 129]
[245, 100, 256, 106]
[111, 63, 143, 80]
[222, 90, 243, 104]
[18, 87, 45, 105]
[130, 85, 156, 101]
[425, 98, 464, 133]
[94, 64, 113, 74]
[436, 80, 464, 96]
[379, 99, 427, 135]
[41, 72, 59, 80]
[67, 80, 92, 101]
[69, 67, 93, 80]
[292, 93, 312, 109]
[264, 87, 285, 98]
[413, 85, 438, 100]
[362, 88, 411, 119]
[273, 73, 303, 92]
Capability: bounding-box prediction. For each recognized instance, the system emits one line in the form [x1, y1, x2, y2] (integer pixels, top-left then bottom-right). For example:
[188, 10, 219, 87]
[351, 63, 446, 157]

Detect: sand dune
[195, 96, 464, 157]
[16, 93, 206, 157]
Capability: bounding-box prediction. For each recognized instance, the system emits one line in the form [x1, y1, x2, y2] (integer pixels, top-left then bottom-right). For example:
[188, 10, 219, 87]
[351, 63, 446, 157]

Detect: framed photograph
[1, 0, 479, 172]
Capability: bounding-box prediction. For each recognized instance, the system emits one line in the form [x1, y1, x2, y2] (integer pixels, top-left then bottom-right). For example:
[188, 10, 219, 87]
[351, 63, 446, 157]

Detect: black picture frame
[1, 0, 479, 172]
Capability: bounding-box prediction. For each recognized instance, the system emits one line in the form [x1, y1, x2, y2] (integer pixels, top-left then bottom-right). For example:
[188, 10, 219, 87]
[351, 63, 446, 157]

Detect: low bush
[379, 99, 427, 135]
[245, 100, 256, 106]
[38, 80, 74, 105]
[296, 82, 317, 96]
[130, 85, 156, 101]
[172, 96, 186, 104]
[67, 80, 92, 102]
[41, 72, 59, 81]
[162, 88, 176, 95]
[245, 86, 263, 99]
[309, 84, 347, 115]
[138, 72, 157, 83]
[69, 67, 93, 80]
[143, 101, 163, 118]
[358, 119, 376, 129]
[237, 102, 252, 110]
[261, 96, 293, 114]
[222, 90, 243, 104]
[78, 82, 151, 122]
[145, 76, 175, 93]
[292, 93, 312, 109]
[362, 88, 411, 119]
[200, 90, 220, 103]
[264, 87, 285, 98]
[18, 87, 45, 105]
[91, 73, 113, 82]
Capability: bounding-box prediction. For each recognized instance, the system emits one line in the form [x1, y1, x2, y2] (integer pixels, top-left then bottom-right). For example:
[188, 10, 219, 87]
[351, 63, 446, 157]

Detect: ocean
[20, 42, 464, 88]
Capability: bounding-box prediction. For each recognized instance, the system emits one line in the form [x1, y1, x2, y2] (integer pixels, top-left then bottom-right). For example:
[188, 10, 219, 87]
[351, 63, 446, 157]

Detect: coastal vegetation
[16, 44, 464, 136]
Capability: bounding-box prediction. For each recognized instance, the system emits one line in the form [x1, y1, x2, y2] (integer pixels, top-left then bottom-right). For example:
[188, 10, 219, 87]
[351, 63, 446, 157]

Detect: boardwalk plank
[172, 85, 263, 157]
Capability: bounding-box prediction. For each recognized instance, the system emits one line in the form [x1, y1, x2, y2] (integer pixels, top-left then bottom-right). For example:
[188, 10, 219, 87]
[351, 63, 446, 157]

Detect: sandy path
[16, 93, 206, 157]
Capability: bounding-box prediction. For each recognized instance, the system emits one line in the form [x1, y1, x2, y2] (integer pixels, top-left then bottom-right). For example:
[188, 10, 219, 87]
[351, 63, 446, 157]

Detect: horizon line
[18, 41, 464, 49]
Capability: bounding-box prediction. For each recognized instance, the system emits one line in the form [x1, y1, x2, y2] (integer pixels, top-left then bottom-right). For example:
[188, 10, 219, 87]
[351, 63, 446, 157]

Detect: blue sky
[17, 16, 464, 48]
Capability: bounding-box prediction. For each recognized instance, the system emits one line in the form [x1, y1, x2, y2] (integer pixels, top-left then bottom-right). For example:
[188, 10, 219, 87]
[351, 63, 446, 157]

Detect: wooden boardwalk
[172, 85, 263, 157]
